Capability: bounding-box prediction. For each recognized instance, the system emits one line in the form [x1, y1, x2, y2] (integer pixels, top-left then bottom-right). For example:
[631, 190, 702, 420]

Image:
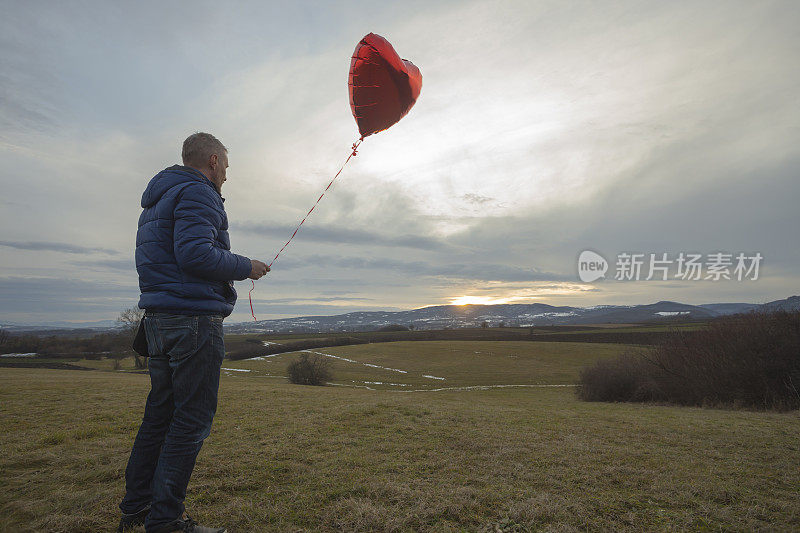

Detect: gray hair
[181, 132, 227, 167]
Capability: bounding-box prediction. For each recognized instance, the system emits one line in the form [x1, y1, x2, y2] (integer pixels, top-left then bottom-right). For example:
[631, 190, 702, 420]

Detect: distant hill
[0, 319, 120, 335]
[4, 296, 797, 334]
[759, 295, 800, 312]
[697, 302, 760, 315]
[224, 296, 800, 334]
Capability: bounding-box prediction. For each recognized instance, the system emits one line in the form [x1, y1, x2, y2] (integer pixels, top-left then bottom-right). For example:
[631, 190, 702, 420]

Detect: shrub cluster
[0, 330, 131, 356]
[577, 311, 800, 411]
[286, 353, 332, 386]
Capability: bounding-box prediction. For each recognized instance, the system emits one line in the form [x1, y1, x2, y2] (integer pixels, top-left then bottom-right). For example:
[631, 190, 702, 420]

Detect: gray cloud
[0, 276, 139, 321]
[0, 241, 119, 255]
[233, 221, 451, 251]
[0, 33, 62, 138]
[277, 254, 570, 283]
[251, 296, 374, 304]
[461, 193, 495, 205]
[69, 258, 136, 272]
[448, 151, 800, 273]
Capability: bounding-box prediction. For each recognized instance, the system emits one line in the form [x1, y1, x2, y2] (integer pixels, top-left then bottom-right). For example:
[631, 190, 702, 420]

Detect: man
[118, 133, 268, 533]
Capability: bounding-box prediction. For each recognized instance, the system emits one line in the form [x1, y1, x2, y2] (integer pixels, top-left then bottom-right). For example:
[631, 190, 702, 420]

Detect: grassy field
[221, 341, 630, 390]
[214, 324, 705, 363]
[0, 340, 798, 532]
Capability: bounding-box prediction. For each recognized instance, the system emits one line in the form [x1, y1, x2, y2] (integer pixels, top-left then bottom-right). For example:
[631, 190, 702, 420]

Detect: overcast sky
[1, 0, 798, 324]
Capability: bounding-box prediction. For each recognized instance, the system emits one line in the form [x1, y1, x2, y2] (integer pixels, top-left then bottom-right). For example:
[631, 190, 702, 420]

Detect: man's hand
[248, 259, 269, 280]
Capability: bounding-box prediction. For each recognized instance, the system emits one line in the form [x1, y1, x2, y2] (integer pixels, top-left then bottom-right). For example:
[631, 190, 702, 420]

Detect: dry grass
[0, 341, 798, 532]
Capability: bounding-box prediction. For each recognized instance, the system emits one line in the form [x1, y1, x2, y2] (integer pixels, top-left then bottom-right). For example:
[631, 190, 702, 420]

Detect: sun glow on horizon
[448, 284, 598, 307]
[449, 295, 516, 306]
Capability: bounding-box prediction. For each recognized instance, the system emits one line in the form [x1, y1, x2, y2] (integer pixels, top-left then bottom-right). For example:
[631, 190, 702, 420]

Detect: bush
[577, 351, 659, 403]
[286, 353, 332, 386]
[577, 311, 800, 411]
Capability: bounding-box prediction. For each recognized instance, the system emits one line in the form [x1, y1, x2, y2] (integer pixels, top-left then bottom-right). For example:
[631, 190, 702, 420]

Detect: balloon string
[249, 280, 257, 321]
[248, 137, 364, 322]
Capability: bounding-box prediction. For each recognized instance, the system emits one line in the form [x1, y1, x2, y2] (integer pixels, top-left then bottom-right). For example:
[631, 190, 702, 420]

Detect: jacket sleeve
[173, 184, 252, 281]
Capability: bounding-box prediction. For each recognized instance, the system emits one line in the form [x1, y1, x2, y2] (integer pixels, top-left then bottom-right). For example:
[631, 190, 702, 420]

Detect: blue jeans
[119, 312, 225, 532]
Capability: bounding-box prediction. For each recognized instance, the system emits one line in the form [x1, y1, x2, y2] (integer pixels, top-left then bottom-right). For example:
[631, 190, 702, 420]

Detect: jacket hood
[141, 165, 219, 208]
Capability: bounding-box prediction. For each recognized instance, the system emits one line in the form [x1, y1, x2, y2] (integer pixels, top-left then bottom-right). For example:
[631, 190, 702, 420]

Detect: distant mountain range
[224, 295, 800, 334]
[3, 296, 797, 335]
[0, 319, 119, 333]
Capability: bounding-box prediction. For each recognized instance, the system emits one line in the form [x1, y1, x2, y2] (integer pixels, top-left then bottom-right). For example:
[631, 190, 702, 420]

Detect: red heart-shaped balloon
[348, 33, 422, 138]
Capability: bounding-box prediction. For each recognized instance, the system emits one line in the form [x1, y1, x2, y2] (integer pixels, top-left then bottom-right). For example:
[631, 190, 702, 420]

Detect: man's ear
[209, 153, 218, 169]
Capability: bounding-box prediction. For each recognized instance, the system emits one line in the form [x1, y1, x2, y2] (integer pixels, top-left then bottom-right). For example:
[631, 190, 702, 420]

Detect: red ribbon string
[248, 138, 364, 321]
[249, 280, 257, 321]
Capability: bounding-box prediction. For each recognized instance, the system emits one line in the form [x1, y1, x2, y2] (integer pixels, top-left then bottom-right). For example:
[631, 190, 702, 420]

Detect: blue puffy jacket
[136, 165, 252, 317]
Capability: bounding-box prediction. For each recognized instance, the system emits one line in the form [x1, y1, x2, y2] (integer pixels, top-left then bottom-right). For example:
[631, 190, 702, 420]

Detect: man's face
[210, 151, 228, 191]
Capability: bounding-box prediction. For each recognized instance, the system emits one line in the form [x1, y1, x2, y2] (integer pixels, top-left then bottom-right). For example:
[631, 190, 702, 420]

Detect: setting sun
[448, 283, 598, 307]
[449, 295, 514, 306]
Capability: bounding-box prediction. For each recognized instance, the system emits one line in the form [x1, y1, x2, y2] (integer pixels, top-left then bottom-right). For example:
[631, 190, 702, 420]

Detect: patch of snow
[401, 384, 577, 392]
[360, 380, 412, 387]
[221, 367, 251, 372]
[422, 374, 446, 380]
[304, 350, 409, 374]
[249, 354, 281, 360]
[0, 353, 37, 358]
[655, 311, 690, 316]
[328, 382, 375, 390]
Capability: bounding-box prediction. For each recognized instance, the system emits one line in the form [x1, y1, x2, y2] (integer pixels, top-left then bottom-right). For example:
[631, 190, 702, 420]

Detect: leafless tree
[0, 329, 9, 346]
[117, 307, 147, 369]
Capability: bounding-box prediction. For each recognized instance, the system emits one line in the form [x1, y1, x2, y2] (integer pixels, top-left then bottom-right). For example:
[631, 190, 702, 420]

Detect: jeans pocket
[208, 315, 225, 363]
[155, 314, 198, 362]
